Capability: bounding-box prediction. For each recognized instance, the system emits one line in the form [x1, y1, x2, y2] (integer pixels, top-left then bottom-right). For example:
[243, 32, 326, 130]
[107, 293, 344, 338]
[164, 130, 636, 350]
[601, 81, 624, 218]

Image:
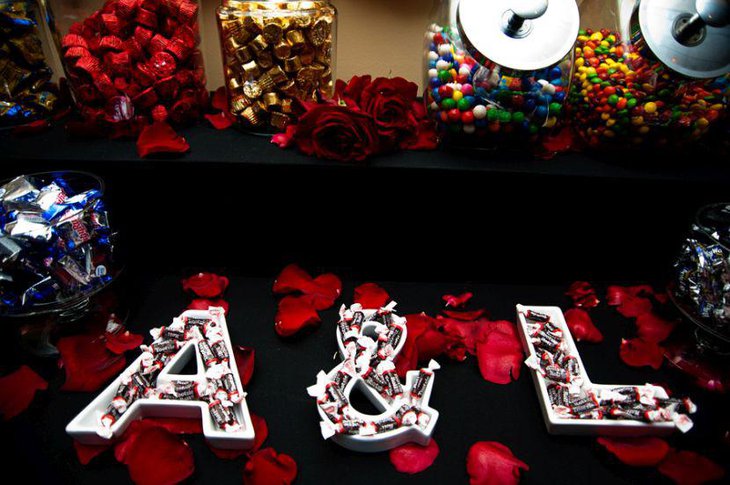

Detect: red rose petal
[58, 334, 127, 392]
[564, 308, 604, 343]
[466, 441, 529, 485]
[389, 439, 440, 474]
[443, 309, 487, 321]
[105, 330, 144, 355]
[416, 328, 454, 362]
[0, 366, 48, 420]
[394, 337, 419, 378]
[443, 292, 473, 308]
[658, 450, 725, 485]
[271, 125, 296, 148]
[136, 121, 190, 158]
[181, 272, 229, 298]
[12, 119, 51, 137]
[187, 298, 230, 315]
[636, 313, 677, 343]
[211, 86, 228, 112]
[476, 325, 523, 385]
[619, 338, 664, 370]
[438, 317, 488, 356]
[234, 346, 255, 387]
[596, 437, 670, 466]
[119, 426, 195, 485]
[607, 285, 654, 318]
[243, 447, 297, 485]
[74, 440, 111, 465]
[565, 281, 600, 308]
[353, 282, 390, 309]
[273, 264, 341, 311]
[205, 112, 233, 130]
[274, 295, 321, 337]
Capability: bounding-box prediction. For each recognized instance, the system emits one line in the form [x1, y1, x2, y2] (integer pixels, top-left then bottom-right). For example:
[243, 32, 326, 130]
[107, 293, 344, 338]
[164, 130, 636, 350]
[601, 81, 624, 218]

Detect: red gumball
[438, 85, 453, 99]
[447, 109, 461, 122]
[461, 111, 474, 124]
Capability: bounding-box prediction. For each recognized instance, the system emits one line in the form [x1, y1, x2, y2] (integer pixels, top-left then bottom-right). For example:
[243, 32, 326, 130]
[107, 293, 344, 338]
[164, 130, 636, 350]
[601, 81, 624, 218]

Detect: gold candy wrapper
[216, 0, 336, 132]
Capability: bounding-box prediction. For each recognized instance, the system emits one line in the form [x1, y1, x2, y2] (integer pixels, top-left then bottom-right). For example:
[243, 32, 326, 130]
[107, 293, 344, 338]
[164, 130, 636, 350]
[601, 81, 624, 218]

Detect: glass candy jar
[42, 0, 207, 136]
[1, 0, 60, 127]
[216, 0, 336, 133]
[425, 0, 579, 148]
[571, 0, 729, 148]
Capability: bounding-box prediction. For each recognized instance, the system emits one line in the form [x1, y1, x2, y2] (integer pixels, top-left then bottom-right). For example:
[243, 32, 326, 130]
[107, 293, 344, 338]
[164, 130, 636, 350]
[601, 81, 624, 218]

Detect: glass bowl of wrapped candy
[671, 203, 730, 356]
[0, 171, 119, 318]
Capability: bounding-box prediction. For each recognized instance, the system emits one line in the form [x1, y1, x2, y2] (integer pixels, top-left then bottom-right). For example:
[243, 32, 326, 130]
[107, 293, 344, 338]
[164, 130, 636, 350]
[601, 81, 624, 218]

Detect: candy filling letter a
[66, 307, 255, 450]
[308, 302, 440, 453]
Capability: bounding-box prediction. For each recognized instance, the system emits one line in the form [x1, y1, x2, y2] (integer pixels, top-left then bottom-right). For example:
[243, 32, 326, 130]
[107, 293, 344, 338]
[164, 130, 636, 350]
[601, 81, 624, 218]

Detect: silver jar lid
[638, 0, 730, 78]
[456, 0, 580, 71]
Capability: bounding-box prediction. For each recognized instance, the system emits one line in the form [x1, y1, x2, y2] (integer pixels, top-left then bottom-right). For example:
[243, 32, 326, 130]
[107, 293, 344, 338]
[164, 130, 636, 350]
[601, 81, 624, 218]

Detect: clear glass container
[424, 0, 579, 149]
[216, 0, 336, 133]
[571, 0, 729, 148]
[42, 0, 207, 136]
[1, 0, 60, 127]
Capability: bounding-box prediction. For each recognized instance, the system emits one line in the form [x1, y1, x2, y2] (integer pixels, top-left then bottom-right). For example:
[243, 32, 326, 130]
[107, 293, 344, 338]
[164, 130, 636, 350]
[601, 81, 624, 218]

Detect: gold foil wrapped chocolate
[216, 1, 336, 132]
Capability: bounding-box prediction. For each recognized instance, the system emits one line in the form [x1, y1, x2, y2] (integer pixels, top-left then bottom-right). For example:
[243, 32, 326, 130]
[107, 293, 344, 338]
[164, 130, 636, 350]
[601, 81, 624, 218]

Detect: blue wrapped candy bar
[0, 172, 115, 313]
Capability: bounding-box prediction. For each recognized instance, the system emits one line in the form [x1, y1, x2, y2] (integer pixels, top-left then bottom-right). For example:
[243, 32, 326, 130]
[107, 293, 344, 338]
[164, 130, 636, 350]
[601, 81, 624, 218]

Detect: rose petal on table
[619, 338, 664, 370]
[74, 440, 111, 465]
[635, 312, 677, 343]
[565, 281, 600, 308]
[442, 309, 487, 321]
[211, 86, 228, 112]
[272, 264, 342, 310]
[274, 295, 321, 337]
[564, 308, 604, 343]
[596, 437, 670, 466]
[271, 125, 296, 148]
[234, 346, 255, 387]
[119, 426, 195, 485]
[12, 119, 51, 137]
[243, 447, 297, 485]
[105, 330, 144, 355]
[0, 366, 48, 420]
[658, 450, 725, 485]
[187, 298, 230, 315]
[353, 282, 390, 309]
[476, 325, 523, 385]
[442, 292, 473, 308]
[136, 121, 190, 158]
[389, 439, 440, 474]
[466, 441, 529, 485]
[58, 334, 126, 392]
[606, 285, 654, 318]
[395, 337, 419, 378]
[181, 272, 229, 298]
[205, 112, 234, 130]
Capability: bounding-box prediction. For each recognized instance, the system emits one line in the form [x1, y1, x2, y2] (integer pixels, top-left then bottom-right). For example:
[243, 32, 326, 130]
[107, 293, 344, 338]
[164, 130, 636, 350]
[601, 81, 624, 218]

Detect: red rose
[290, 104, 379, 162]
[181, 272, 229, 298]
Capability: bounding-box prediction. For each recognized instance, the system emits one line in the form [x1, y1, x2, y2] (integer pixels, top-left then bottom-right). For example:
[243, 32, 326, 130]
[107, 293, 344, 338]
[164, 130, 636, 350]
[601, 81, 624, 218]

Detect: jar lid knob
[504, 0, 549, 37]
[696, 0, 730, 27]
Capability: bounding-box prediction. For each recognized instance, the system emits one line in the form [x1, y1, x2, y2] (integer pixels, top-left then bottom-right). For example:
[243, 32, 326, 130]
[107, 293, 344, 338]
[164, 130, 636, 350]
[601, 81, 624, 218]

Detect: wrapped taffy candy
[44, 0, 207, 137]
[216, 0, 336, 133]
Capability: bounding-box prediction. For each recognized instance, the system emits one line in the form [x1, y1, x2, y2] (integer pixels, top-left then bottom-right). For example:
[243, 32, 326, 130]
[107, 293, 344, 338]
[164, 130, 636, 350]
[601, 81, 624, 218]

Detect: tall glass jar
[216, 0, 336, 133]
[571, 0, 729, 148]
[1, 0, 60, 127]
[424, 0, 579, 149]
[42, 0, 207, 136]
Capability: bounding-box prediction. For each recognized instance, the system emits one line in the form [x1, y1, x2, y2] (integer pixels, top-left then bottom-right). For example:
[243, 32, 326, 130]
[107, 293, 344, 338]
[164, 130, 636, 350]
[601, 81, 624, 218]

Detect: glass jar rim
[694, 202, 730, 252]
[221, 0, 332, 12]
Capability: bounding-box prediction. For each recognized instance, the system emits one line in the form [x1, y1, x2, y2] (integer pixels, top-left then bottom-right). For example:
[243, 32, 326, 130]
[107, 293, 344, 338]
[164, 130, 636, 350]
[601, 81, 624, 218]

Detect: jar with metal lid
[42, 0, 207, 136]
[424, 0, 580, 148]
[216, 1, 336, 133]
[571, 0, 729, 147]
[1, 0, 60, 127]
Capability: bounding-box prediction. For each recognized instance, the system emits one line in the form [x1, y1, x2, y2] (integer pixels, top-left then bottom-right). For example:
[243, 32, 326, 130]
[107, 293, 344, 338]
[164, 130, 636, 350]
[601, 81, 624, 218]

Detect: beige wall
[201, 0, 435, 91]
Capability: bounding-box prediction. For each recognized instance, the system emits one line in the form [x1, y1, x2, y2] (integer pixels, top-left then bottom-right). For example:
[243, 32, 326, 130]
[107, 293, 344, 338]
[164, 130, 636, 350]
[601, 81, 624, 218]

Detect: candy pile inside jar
[0, 175, 113, 312]
[0, 0, 60, 126]
[99, 308, 244, 437]
[570, 29, 728, 147]
[58, 0, 207, 135]
[311, 303, 437, 439]
[216, 1, 335, 132]
[522, 309, 696, 429]
[425, 24, 567, 141]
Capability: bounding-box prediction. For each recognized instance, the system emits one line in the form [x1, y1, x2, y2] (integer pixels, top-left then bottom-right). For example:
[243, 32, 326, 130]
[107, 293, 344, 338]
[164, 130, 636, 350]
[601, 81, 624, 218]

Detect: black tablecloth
[2, 272, 727, 485]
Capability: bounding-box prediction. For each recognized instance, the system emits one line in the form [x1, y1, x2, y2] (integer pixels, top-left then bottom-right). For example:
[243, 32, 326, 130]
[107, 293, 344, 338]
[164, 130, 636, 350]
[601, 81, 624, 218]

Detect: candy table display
[571, 0, 729, 148]
[216, 0, 337, 133]
[424, 0, 579, 148]
[42, 0, 208, 136]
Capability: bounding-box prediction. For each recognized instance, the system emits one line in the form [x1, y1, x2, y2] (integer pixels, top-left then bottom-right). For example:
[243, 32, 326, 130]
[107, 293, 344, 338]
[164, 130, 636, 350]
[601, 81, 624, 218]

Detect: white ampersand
[307, 301, 440, 452]
[67, 307, 255, 450]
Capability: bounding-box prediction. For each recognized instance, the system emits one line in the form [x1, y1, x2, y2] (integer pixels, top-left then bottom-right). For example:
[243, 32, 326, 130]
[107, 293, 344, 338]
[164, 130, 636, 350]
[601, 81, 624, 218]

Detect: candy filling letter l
[308, 302, 440, 453]
[66, 307, 255, 450]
